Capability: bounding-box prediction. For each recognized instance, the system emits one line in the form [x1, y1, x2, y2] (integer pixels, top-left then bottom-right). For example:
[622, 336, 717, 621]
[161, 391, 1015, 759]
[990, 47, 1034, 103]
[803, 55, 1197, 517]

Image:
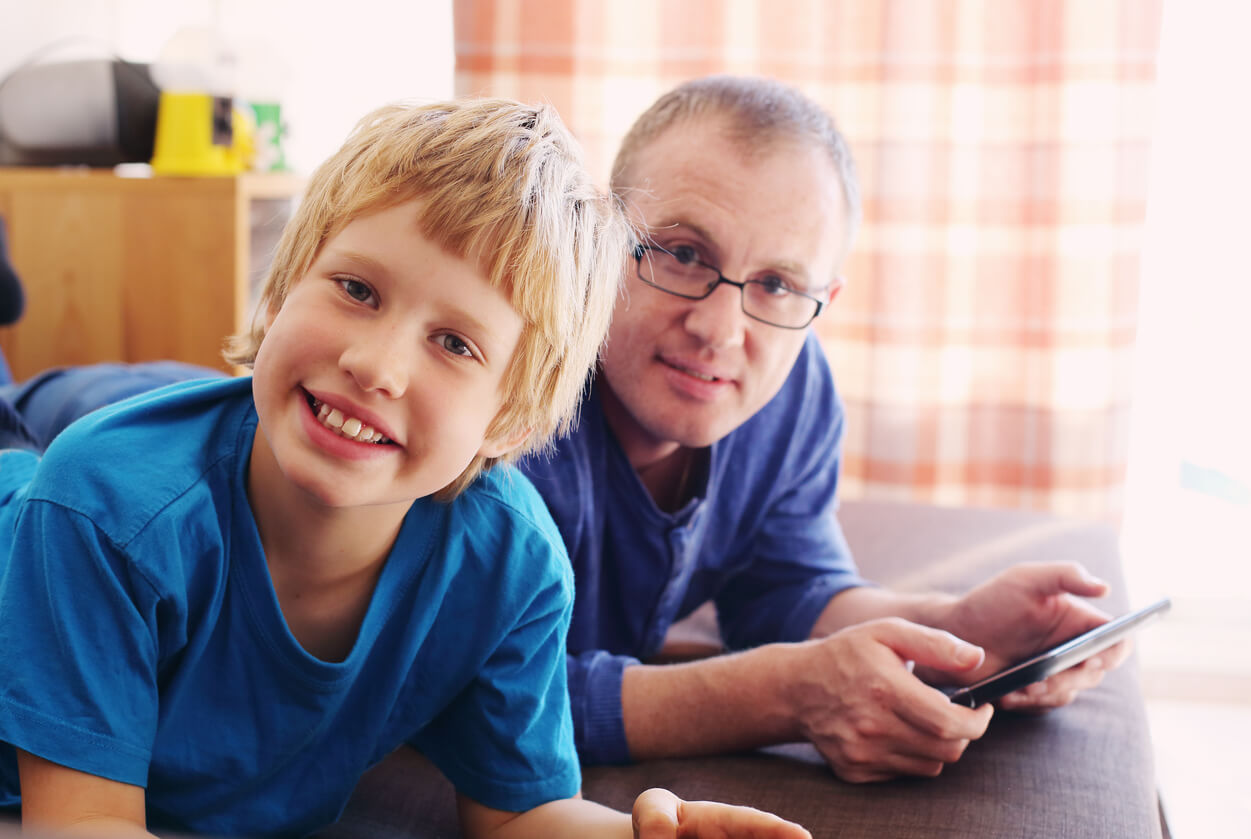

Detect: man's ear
[478, 425, 533, 459]
[823, 275, 846, 305]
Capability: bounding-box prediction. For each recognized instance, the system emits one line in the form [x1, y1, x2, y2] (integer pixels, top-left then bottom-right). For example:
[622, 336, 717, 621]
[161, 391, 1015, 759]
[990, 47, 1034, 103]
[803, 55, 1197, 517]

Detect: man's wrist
[906, 590, 962, 633]
[621, 643, 808, 759]
[813, 586, 960, 636]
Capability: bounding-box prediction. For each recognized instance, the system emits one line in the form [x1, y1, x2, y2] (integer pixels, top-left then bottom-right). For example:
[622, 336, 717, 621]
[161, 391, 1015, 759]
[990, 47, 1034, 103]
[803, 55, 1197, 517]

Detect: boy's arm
[457, 789, 810, 839]
[17, 749, 153, 838]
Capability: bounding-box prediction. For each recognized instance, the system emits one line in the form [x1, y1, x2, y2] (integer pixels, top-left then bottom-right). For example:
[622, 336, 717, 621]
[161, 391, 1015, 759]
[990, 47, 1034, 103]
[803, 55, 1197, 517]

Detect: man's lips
[658, 355, 733, 385]
[656, 355, 736, 402]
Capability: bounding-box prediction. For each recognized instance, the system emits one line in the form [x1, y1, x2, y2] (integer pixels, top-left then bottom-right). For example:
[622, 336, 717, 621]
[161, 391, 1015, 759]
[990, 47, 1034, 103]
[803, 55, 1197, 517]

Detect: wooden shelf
[0, 167, 304, 380]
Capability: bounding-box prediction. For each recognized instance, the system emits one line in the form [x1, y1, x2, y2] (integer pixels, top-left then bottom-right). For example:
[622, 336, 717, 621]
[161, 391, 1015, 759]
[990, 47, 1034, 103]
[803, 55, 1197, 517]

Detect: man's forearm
[618, 589, 963, 762]
[620, 643, 805, 760]
[809, 585, 958, 639]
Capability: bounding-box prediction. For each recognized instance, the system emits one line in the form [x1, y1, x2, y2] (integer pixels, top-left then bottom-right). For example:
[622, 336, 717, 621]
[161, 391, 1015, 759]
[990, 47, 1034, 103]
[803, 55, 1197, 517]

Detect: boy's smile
[300, 389, 396, 458]
[247, 198, 526, 521]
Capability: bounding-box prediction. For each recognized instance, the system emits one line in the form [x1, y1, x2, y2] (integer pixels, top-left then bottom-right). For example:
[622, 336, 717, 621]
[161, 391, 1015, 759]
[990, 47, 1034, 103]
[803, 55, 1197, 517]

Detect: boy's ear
[477, 426, 533, 459]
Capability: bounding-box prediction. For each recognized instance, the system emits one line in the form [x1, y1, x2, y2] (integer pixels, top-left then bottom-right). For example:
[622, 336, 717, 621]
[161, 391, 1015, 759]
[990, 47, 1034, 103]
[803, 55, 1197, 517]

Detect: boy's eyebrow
[326, 248, 391, 278]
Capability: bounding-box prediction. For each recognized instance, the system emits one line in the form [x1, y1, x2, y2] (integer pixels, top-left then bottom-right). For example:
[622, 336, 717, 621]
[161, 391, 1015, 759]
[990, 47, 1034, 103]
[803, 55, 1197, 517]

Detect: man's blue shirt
[520, 332, 866, 764]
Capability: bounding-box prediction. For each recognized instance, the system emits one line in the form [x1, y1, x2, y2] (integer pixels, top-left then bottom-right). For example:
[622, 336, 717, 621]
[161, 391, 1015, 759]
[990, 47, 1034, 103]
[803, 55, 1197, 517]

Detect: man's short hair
[611, 75, 862, 253]
[226, 99, 631, 499]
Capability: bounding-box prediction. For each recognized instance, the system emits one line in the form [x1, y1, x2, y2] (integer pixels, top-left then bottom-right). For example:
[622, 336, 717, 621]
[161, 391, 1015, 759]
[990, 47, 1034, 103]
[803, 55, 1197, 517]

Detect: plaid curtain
[455, 0, 1163, 520]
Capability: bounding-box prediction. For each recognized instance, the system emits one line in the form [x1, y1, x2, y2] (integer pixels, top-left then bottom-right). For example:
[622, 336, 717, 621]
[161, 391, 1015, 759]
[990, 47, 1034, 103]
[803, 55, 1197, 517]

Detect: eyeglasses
[633, 243, 827, 329]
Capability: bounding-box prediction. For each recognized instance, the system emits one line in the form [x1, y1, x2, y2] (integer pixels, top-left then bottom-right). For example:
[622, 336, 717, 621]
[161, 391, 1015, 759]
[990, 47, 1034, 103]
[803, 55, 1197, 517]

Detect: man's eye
[439, 334, 475, 358]
[757, 275, 793, 296]
[338, 278, 375, 304]
[669, 245, 700, 266]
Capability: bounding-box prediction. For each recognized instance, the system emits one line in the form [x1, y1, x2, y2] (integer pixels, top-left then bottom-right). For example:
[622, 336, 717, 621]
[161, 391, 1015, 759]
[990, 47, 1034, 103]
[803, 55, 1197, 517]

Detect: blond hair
[226, 99, 631, 499]
[611, 75, 861, 255]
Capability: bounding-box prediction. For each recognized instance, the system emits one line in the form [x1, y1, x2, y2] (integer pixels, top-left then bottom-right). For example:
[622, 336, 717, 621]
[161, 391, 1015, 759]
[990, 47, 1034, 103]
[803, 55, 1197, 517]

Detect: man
[0, 76, 1127, 785]
[518, 75, 1128, 782]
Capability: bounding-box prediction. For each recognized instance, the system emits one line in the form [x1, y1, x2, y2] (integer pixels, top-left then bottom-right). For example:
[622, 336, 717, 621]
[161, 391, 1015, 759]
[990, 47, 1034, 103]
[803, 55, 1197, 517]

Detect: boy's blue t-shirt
[0, 377, 579, 836]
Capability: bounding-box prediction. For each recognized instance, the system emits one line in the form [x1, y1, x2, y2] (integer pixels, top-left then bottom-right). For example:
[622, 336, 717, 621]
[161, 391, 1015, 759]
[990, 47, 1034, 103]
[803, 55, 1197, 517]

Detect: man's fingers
[870, 618, 985, 675]
[997, 653, 1117, 711]
[827, 724, 975, 782]
[894, 685, 995, 741]
[1015, 561, 1110, 598]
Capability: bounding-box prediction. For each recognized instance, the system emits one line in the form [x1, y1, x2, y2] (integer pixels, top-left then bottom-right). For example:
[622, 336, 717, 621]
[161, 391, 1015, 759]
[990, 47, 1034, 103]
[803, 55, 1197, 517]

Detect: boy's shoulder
[438, 464, 573, 598]
[457, 463, 564, 545]
[28, 376, 256, 547]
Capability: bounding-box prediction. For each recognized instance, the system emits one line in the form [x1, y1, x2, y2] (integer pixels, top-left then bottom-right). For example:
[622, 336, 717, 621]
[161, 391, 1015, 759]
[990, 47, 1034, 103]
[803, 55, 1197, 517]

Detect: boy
[0, 99, 808, 839]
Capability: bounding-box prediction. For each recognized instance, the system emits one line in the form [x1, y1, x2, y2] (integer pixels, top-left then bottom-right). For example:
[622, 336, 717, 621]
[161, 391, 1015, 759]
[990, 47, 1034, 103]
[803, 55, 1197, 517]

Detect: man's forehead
[621, 122, 848, 284]
[627, 126, 839, 219]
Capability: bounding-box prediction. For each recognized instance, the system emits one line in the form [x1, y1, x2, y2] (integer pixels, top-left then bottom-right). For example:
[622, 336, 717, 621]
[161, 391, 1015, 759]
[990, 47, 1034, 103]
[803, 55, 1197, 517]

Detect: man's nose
[340, 322, 412, 398]
[683, 279, 747, 350]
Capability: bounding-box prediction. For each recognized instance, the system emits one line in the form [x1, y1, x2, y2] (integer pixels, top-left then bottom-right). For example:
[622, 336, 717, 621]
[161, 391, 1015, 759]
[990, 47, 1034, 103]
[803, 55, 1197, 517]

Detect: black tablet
[943, 596, 1171, 708]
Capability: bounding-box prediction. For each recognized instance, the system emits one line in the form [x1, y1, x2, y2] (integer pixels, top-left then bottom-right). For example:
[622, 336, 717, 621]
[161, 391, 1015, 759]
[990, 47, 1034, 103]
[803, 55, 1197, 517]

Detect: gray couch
[321, 500, 1168, 839]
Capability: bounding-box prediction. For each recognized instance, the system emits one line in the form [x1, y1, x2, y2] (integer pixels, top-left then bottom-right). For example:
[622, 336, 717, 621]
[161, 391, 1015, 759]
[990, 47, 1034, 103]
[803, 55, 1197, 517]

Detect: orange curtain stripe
[454, 0, 1164, 521]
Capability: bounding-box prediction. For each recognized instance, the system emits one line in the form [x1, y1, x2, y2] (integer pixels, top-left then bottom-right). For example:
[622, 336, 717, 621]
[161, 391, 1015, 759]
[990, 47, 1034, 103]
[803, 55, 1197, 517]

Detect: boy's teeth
[310, 398, 390, 444]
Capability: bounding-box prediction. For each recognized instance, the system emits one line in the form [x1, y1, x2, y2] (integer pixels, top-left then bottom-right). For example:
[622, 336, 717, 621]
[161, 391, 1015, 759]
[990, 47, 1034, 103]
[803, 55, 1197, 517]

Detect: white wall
[1121, 0, 1251, 695]
[0, 0, 455, 173]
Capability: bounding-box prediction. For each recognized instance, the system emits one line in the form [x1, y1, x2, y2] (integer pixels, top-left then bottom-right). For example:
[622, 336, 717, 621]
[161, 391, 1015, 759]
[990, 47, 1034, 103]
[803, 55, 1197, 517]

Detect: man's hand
[783, 618, 994, 782]
[633, 788, 811, 839]
[933, 562, 1130, 711]
[624, 616, 993, 784]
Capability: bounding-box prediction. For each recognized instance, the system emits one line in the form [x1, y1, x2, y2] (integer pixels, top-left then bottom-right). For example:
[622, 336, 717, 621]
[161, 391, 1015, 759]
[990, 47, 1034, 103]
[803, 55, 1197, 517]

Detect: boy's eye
[438, 333, 475, 358]
[337, 277, 376, 305]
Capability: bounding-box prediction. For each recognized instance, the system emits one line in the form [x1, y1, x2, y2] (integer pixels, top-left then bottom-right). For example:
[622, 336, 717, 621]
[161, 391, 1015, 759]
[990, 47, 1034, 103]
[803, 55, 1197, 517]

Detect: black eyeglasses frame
[632, 243, 826, 330]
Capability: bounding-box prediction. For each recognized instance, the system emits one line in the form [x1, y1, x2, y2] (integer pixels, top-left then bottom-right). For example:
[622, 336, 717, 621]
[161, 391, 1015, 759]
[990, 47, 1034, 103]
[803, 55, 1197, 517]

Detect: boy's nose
[683, 280, 747, 351]
[340, 325, 411, 398]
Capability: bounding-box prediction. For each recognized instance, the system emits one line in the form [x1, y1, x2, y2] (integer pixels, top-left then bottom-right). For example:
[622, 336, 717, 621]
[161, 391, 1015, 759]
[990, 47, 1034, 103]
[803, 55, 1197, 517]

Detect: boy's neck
[245, 427, 409, 661]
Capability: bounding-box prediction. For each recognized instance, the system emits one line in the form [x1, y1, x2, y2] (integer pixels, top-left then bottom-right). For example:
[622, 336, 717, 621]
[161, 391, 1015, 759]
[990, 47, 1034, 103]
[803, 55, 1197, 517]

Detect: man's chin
[652, 416, 736, 450]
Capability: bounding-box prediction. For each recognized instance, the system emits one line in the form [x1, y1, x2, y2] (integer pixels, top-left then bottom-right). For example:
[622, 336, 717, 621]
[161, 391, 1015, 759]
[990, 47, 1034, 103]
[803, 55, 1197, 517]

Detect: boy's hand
[632, 788, 811, 839]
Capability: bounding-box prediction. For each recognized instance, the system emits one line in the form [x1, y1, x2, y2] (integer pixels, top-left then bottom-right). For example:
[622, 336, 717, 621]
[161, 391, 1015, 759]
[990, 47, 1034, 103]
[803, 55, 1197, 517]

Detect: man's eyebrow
[655, 220, 815, 286]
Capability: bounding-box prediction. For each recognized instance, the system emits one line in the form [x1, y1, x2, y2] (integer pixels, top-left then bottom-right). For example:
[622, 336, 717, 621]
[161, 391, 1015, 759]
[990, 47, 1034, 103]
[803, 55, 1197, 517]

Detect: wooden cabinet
[0, 167, 303, 381]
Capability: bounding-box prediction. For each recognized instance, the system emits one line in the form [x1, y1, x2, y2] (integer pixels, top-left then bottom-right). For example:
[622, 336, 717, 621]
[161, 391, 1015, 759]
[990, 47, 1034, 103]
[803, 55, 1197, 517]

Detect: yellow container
[150, 91, 252, 176]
